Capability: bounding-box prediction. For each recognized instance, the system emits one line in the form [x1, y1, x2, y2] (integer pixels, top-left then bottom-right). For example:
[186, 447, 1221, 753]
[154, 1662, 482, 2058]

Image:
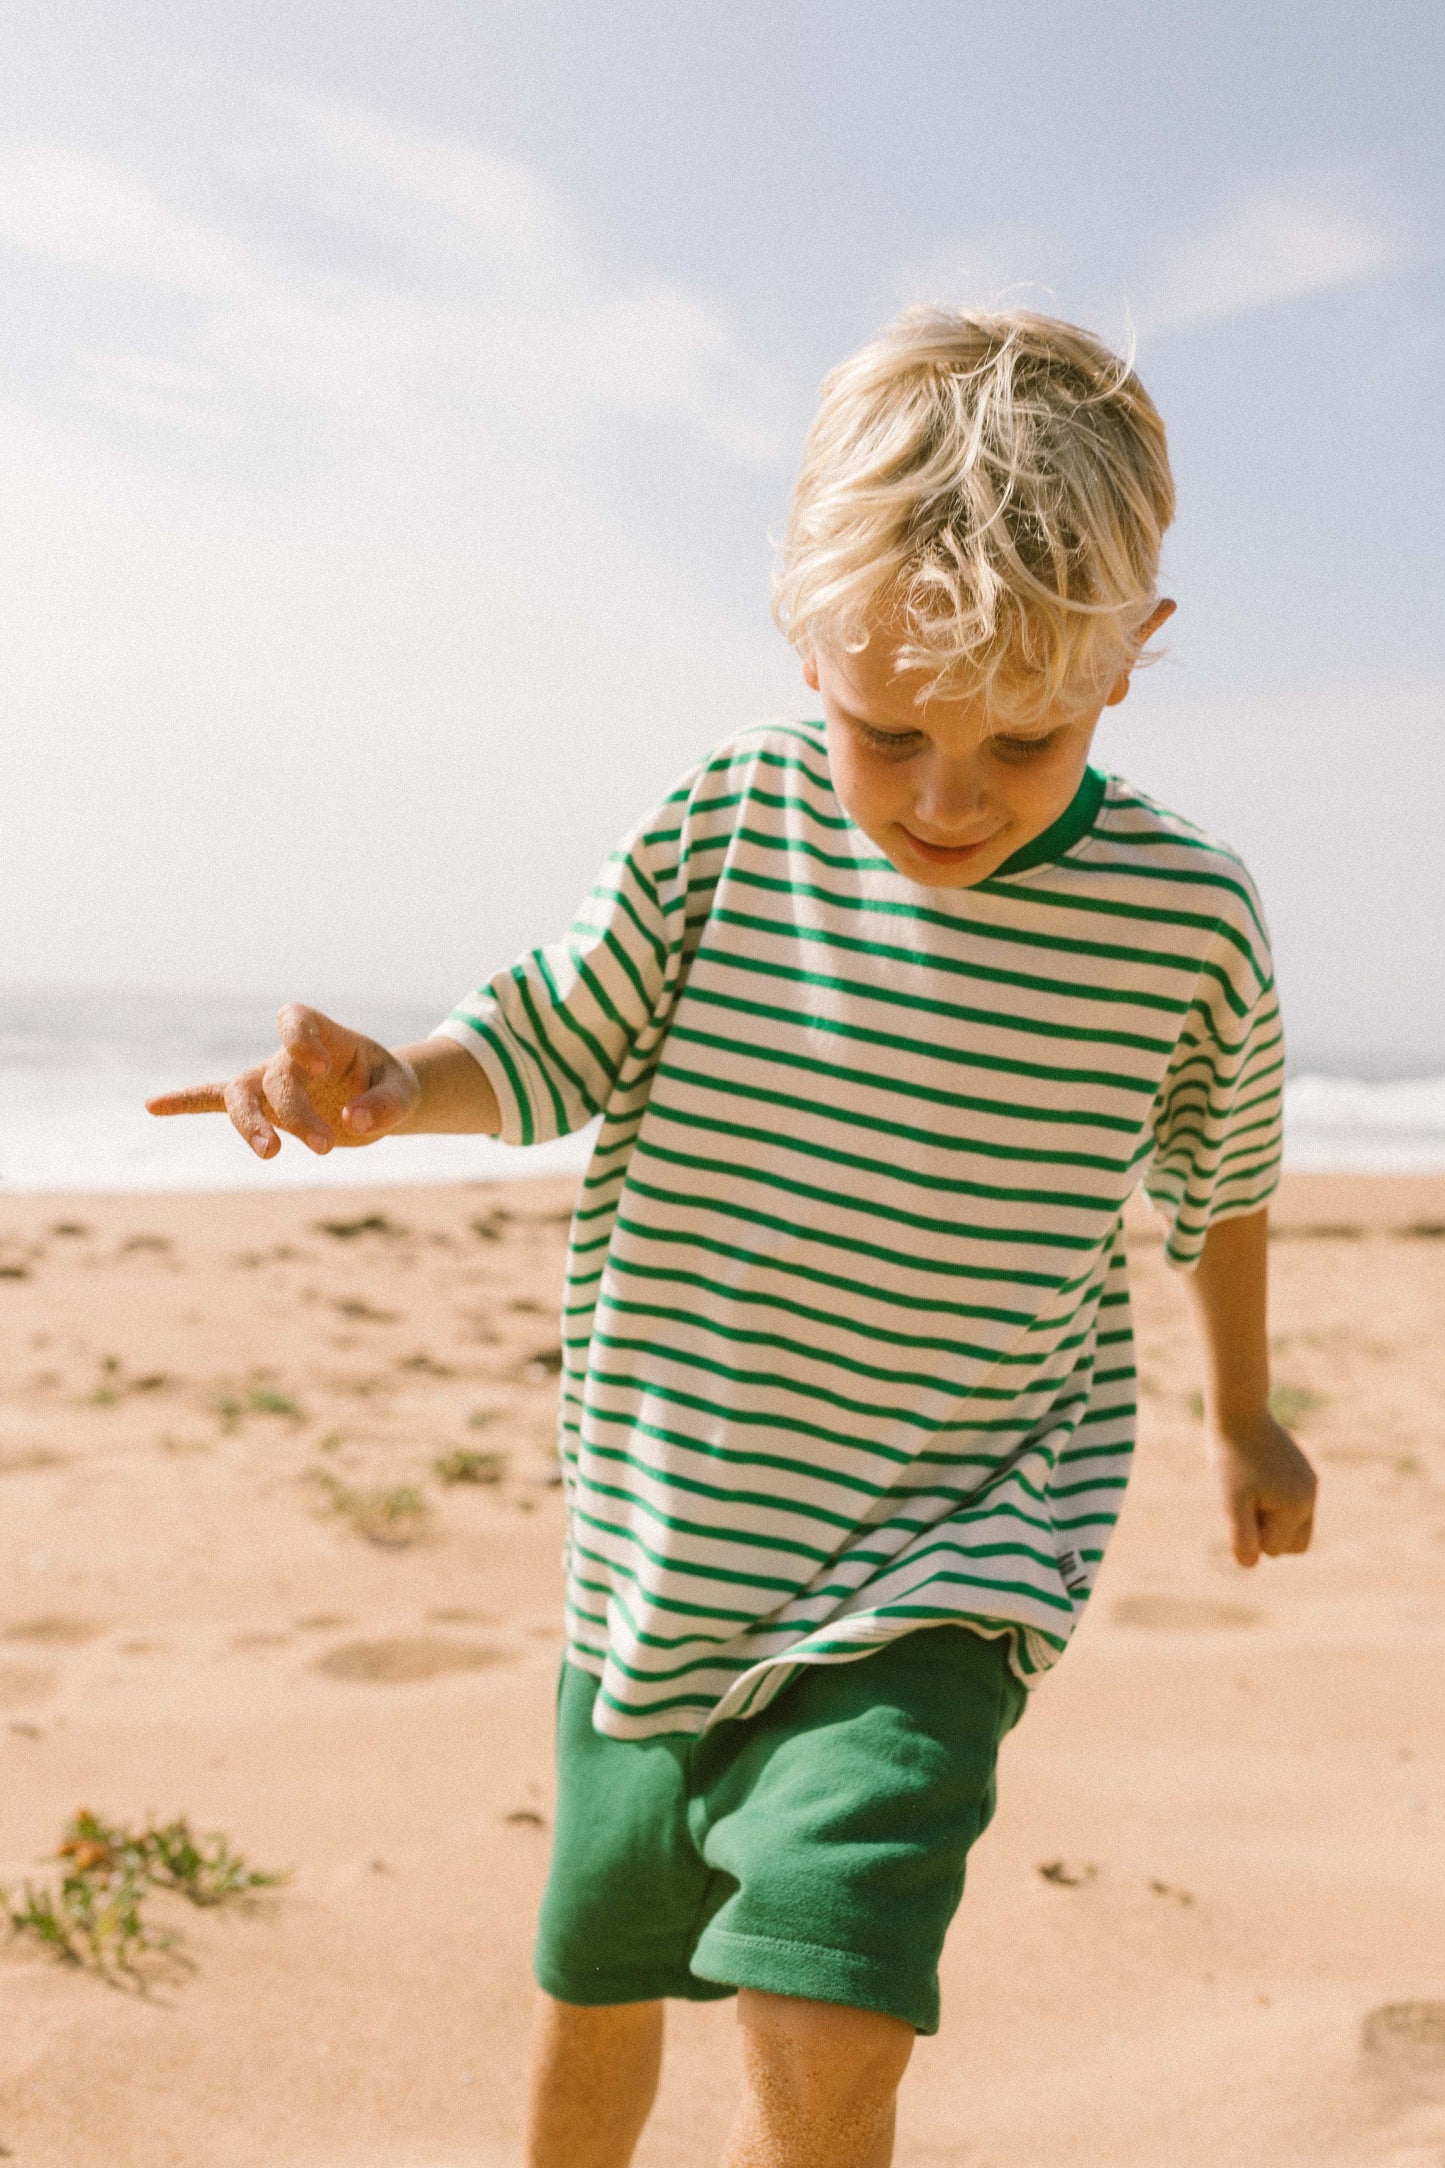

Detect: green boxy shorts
[533, 1624, 1025, 2036]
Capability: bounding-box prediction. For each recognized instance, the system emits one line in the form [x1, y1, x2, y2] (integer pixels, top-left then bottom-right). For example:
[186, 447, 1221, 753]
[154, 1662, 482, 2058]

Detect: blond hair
[773, 307, 1175, 717]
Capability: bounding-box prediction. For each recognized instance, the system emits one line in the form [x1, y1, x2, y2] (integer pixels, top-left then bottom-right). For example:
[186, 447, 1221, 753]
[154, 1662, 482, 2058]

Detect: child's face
[805, 607, 1171, 889]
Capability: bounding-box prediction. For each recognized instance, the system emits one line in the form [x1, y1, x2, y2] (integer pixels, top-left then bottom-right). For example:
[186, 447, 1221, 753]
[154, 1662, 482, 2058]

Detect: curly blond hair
[773, 307, 1175, 717]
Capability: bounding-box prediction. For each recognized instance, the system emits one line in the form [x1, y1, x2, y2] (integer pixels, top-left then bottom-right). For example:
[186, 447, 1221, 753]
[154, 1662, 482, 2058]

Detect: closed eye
[991, 730, 1063, 763]
[857, 721, 924, 754]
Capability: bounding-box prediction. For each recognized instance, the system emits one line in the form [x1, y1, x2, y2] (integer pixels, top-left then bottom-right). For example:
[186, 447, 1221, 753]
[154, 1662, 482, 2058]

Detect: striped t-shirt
[436, 723, 1283, 1739]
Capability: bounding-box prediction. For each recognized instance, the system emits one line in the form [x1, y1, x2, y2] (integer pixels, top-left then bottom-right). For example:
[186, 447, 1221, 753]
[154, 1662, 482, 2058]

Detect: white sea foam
[0, 989, 594, 1194]
[1, 990, 1442, 1193]
[1275, 1072, 1445, 1173]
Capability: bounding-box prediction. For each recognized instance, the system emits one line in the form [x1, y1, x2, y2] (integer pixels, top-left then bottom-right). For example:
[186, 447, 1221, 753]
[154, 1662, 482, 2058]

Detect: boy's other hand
[1209, 1413, 1318, 1568]
[145, 1004, 421, 1160]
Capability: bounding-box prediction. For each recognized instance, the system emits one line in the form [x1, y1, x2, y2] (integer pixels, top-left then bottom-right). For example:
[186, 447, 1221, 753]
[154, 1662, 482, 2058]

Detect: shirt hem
[567, 1610, 1059, 1741]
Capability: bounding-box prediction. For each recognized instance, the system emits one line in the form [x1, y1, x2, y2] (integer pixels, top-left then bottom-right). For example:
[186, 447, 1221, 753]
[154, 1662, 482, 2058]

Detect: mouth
[898, 825, 1003, 867]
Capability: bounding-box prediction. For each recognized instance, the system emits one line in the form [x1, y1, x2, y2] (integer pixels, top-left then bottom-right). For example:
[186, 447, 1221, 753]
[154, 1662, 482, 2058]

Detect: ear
[800, 647, 820, 693]
[1103, 598, 1176, 707]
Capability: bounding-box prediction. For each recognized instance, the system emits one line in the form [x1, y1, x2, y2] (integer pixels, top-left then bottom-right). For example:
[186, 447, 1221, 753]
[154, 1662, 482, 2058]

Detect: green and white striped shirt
[437, 723, 1283, 1738]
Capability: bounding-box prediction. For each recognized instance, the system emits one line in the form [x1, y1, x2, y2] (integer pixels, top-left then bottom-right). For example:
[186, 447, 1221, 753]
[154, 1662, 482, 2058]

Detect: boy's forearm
[1182, 1206, 1271, 1434]
[391, 1037, 502, 1135]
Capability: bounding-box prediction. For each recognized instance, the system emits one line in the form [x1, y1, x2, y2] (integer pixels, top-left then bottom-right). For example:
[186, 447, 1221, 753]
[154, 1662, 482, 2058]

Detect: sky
[1, 0, 1442, 1074]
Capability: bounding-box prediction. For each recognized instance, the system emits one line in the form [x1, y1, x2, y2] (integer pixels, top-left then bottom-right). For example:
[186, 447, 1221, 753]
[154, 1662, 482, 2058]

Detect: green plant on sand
[2, 1810, 286, 1983]
[214, 1384, 307, 1431]
[308, 1468, 429, 1546]
[433, 1447, 507, 1486]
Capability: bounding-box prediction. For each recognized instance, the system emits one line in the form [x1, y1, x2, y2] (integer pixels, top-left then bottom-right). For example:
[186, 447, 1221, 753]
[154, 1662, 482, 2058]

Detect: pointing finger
[146, 1085, 229, 1117]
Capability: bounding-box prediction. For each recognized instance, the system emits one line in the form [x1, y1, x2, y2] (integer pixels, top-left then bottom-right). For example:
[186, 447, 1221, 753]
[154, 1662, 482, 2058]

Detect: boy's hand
[1209, 1412, 1318, 1568]
[146, 1004, 421, 1160]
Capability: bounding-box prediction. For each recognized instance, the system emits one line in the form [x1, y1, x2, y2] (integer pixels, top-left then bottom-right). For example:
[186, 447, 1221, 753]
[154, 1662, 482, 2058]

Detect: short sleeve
[1143, 877, 1285, 1268]
[433, 793, 690, 1147]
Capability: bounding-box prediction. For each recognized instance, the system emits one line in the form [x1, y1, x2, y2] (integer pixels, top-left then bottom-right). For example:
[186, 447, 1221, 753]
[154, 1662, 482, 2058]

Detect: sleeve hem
[430, 1018, 532, 1147]
[1159, 1179, 1281, 1271]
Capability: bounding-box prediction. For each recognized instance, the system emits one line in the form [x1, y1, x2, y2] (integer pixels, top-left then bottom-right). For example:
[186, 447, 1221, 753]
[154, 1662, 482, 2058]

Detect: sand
[1, 1169, 1442, 2167]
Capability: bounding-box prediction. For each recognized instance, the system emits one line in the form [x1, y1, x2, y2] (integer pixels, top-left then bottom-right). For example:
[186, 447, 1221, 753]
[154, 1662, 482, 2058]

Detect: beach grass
[3, 1811, 286, 1984]
[307, 1468, 430, 1546]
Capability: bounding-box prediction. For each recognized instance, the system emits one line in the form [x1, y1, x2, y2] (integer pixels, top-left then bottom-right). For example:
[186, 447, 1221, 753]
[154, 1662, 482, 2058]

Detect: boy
[150, 309, 1317, 2168]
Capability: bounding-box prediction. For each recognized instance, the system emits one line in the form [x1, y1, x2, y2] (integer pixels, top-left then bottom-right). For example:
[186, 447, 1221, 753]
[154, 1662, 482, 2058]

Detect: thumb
[340, 1072, 415, 1139]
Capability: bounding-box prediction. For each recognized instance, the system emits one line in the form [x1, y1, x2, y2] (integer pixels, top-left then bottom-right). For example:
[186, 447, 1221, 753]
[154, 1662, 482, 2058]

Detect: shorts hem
[534, 1954, 737, 2009]
[691, 1924, 941, 2035]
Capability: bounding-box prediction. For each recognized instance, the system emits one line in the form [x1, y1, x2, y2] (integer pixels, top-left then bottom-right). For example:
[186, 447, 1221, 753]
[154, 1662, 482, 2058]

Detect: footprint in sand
[2, 1616, 104, 1646]
[1362, 2004, 1445, 2108]
[0, 1662, 57, 1708]
[313, 1637, 512, 1684]
[1111, 1593, 1263, 1630]
[0, 1447, 70, 1477]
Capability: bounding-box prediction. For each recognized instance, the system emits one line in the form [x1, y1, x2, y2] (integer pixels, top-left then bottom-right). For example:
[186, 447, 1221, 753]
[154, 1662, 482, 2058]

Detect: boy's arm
[390, 1036, 501, 1136]
[147, 1004, 500, 1158]
[1182, 1207, 1318, 1567]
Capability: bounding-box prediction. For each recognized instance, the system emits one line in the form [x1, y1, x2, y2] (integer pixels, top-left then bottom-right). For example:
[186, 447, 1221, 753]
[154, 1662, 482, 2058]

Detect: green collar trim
[988, 764, 1108, 879]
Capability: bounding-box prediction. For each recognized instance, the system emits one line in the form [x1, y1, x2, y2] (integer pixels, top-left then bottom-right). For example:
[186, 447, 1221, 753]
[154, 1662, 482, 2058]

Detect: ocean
[3, 989, 1444, 1194]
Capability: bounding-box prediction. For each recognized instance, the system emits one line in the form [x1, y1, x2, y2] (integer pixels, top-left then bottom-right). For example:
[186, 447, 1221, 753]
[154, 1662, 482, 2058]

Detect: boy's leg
[525, 1993, 664, 2168]
[525, 1986, 911, 2168]
[723, 1989, 914, 2168]
[526, 1661, 740, 2163]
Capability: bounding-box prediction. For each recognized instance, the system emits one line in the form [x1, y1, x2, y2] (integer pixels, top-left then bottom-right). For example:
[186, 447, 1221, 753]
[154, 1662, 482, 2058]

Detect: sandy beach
[1, 1169, 1442, 2167]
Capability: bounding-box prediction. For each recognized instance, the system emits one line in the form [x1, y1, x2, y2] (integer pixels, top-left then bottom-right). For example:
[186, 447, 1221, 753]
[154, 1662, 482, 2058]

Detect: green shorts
[533, 1624, 1025, 2035]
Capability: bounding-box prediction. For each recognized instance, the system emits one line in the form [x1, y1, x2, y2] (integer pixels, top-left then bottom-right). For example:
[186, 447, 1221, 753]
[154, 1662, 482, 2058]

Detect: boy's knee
[735, 1988, 914, 2110]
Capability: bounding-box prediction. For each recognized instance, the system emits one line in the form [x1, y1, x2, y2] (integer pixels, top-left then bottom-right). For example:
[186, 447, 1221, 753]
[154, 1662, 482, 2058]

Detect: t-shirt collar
[987, 764, 1107, 879]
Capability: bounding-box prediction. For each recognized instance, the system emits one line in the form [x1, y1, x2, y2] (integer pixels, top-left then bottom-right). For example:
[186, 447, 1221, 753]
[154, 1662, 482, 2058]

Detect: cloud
[1147, 183, 1403, 332]
[305, 102, 562, 265]
[0, 139, 261, 298]
[0, 108, 804, 1022]
[301, 101, 783, 458]
[0, 113, 785, 475]
[72, 348, 235, 435]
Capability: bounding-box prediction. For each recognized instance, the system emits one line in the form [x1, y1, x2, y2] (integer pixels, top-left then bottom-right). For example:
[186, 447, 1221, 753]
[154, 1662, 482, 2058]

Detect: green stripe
[730, 857, 1195, 1015]
[632, 1136, 1100, 1255]
[594, 1268, 1048, 1369]
[720, 864, 1267, 1014]
[704, 922, 1181, 1057]
[682, 982, 1157, 1103]
[516, 969, 588, 1132]
[610, 1212, 1043, 1326]
[589, 1326, 1073, 1427]
[662, 1022, 1145, 1151]
[643, 1093, 1123, 1219]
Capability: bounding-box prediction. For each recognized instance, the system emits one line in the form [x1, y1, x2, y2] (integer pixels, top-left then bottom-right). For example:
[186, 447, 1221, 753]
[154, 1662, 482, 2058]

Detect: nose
[913, 754, 991, 836]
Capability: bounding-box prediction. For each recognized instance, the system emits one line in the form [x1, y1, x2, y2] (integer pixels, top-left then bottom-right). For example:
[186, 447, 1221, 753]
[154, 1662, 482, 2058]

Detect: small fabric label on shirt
[1056, 1548, 1090, 1595]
